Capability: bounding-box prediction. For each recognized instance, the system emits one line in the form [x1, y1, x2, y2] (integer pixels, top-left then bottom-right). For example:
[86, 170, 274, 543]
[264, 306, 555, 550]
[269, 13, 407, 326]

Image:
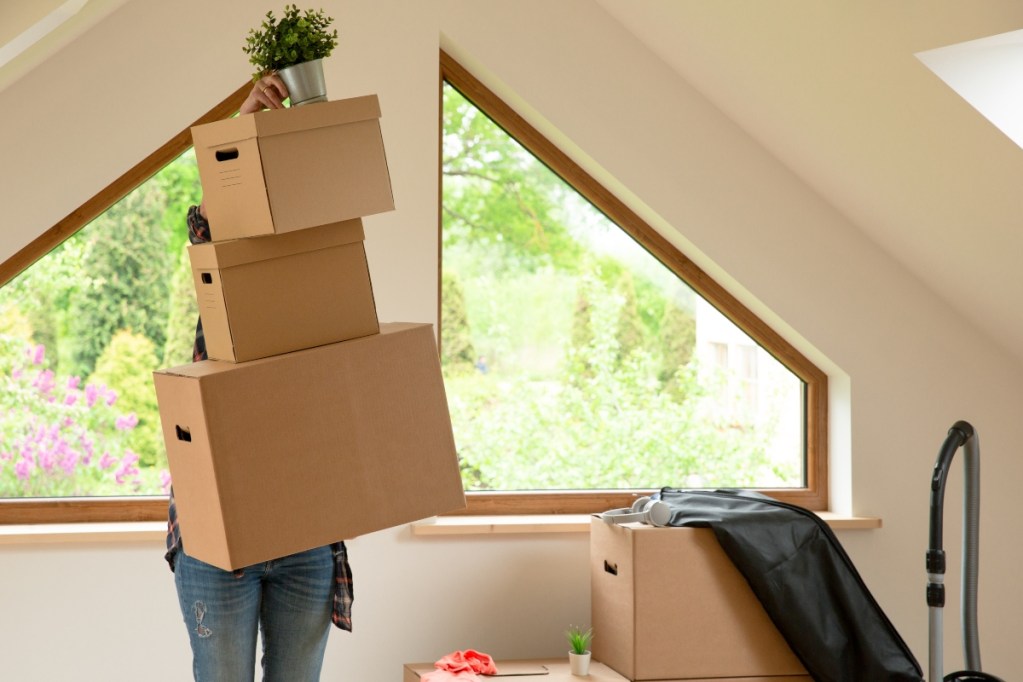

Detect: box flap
[154, 323, 429, 382]
[155, 358, 241, 380]
[377, 321, 429, 334]
[253, 94, 382, 137]
[191, 113, 259, 150]
[188, 218, 365, 269]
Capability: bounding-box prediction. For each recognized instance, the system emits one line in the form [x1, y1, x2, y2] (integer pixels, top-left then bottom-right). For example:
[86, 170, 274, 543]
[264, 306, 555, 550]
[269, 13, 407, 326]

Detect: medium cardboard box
[188, 218, 378, 362]
[153, 323, 466, 571]
[191, 94, 394, 241]
[591, 518, 809, 681]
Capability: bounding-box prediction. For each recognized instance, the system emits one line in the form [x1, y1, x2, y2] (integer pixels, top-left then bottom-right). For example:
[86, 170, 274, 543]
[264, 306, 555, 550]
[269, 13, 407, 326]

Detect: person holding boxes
[164, 74, 354, 682]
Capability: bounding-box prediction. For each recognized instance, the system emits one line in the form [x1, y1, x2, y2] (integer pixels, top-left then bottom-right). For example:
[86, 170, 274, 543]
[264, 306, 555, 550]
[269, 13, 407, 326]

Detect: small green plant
[243, 5, 339, 82]
[565, 625, 593, 654]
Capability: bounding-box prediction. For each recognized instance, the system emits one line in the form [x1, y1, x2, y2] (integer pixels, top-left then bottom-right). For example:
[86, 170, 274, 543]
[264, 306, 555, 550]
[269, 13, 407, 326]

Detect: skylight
[917, 29, 1023, 150]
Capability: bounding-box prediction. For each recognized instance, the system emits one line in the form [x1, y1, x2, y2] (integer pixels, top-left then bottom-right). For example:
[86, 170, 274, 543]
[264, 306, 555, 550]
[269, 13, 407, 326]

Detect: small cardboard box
[591, 518, 809, 681]
[153, 323, 466, 571]
[188, 218, 378, 362]
[191, 94, 394, 241]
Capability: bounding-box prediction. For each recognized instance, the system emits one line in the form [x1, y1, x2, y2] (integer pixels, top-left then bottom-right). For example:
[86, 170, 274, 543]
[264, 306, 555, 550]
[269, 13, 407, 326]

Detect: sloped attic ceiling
[595, 0, 1023, 366]
[4, 0, 1023, 368]
[0, 0, 129, 92]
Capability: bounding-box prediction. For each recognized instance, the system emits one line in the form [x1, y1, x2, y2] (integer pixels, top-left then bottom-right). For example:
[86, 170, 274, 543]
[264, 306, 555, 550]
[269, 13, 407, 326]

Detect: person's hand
[239, 74, 289, 115]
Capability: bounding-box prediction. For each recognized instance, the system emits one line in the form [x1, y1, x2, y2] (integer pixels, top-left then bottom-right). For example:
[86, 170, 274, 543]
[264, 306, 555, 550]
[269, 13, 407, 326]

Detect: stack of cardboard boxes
[153, 94, 466, 572]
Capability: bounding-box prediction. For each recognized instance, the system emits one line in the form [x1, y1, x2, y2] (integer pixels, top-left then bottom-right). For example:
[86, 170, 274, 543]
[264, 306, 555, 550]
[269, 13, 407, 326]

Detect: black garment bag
[656, 488, 923, 682]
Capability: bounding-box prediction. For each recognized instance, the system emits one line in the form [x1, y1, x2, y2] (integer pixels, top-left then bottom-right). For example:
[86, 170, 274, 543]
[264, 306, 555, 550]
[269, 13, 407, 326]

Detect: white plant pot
[277, 58, 327, 106]
[569, 651, 591, 676]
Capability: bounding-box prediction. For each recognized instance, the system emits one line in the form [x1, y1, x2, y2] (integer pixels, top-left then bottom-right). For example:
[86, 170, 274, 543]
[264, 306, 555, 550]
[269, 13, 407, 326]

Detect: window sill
[0, 521, 166, 545]
[0, 512, 880, 545]
[410, 511, 881, 536]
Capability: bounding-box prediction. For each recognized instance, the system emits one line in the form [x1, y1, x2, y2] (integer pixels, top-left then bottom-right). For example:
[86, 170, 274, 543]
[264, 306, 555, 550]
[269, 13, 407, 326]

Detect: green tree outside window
[441, 83, 803, 492]
[0, 150, 200, 498]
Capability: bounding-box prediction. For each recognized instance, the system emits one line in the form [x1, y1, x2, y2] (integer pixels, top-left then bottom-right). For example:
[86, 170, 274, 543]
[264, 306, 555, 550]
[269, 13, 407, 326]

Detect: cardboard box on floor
[188, 218, 378, 363]
[191, 94, 394, 241]
[153, 323, 466, 571]
[590, 518, 810, 681]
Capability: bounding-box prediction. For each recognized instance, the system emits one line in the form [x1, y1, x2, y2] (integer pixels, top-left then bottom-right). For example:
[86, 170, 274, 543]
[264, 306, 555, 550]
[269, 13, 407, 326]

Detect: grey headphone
[599, 496, 671, 527]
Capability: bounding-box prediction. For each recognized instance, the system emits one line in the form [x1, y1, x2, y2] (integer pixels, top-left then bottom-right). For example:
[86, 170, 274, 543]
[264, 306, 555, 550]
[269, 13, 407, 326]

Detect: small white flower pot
[569, 651, 591, 676]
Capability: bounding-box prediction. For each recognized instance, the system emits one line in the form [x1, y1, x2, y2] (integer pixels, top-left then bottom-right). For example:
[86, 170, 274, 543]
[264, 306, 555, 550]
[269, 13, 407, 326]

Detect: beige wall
[2, 0, 1022, 678]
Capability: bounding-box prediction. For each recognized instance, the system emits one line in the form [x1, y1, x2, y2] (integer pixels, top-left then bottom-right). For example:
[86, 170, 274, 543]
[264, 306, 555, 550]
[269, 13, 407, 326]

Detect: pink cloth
[420, 649, 498, 681]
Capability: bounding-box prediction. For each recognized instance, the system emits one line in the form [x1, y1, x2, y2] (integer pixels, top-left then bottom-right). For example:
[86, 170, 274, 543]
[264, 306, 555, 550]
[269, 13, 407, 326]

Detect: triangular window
[440, 52, 827, 513]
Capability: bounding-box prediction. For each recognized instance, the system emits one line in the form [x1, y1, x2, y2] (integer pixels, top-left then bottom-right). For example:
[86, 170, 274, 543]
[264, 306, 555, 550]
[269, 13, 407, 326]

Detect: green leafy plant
[0, 336, 166, 497]
[565, 625, 593, 655]
[243, 5, 339, 82]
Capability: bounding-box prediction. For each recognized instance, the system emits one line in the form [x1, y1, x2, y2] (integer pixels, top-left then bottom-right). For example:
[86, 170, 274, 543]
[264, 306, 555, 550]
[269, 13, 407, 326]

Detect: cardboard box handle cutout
[215, 148, 240, 162]
[604, 560, 618, 576]
[201, 272, 213, 284]
[175, 425, 192, 442]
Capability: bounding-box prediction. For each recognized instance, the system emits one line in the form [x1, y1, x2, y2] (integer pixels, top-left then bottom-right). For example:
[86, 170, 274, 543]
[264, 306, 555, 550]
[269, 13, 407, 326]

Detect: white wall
[2, 0, 1022, 678]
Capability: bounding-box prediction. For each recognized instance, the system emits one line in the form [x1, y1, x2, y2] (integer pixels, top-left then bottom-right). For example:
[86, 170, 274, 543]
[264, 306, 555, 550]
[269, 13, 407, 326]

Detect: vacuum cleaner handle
[928, 420, 974, 554]
[927, 420, 994, 680]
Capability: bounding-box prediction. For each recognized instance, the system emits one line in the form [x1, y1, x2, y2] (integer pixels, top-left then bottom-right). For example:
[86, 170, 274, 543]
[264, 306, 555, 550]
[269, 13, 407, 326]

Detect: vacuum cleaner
[926, 420, 1004, 681]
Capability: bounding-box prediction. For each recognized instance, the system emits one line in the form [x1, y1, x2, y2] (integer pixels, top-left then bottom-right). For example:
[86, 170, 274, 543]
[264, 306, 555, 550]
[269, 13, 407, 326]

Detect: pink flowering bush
[0, 337, 170, 496]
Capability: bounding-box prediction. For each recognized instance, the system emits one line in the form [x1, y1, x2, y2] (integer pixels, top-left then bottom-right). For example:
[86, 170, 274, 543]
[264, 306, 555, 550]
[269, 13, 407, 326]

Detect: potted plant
[565, 625, 593, 676]
[243, 5, 339, 106]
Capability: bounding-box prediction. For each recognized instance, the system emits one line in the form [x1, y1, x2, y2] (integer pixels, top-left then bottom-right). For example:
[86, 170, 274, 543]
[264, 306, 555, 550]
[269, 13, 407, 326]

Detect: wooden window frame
[0, 83, 250, 525]
[440, 50, 829, 515]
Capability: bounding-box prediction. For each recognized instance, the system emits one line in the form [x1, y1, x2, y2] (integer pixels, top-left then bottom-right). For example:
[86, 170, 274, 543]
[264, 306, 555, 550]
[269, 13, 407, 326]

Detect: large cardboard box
[153, 323, 466, 571]
[191, 94, 394, 241]
[591, 518, 809, 681]
[188, 218, 378, 362]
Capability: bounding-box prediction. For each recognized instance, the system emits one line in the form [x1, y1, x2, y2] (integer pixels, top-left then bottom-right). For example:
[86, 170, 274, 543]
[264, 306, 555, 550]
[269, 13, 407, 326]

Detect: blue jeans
[174, 545, 334, 682]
